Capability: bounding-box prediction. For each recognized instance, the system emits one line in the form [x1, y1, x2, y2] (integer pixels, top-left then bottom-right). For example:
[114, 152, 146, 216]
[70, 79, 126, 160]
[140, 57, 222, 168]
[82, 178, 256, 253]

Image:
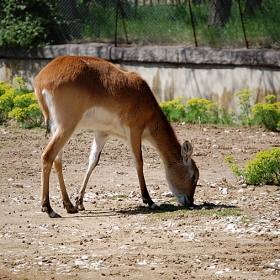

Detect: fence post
[118, 0, 129, 44]
[115, 0, 119, 47]
[188, 0, 198, 47]
[237, 0, 249, 49]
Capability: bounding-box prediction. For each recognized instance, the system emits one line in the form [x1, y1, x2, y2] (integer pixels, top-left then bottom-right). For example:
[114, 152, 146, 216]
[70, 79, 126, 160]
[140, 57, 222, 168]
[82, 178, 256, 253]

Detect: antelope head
[165, 141, 199, 206]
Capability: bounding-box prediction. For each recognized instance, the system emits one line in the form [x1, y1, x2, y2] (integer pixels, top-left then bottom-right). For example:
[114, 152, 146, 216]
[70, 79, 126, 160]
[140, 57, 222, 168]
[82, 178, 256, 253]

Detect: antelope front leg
[126, 128, 159, 210]
[76, 130, 108, 211]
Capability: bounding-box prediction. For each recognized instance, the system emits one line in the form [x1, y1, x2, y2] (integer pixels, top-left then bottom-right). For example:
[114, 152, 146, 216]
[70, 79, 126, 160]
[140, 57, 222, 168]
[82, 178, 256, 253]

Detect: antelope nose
[178, 195, 193, 207]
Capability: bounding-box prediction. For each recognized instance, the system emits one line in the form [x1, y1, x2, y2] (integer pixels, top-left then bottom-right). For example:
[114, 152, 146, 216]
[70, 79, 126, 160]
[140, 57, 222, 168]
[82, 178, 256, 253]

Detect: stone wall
[0, 44, 280, 111]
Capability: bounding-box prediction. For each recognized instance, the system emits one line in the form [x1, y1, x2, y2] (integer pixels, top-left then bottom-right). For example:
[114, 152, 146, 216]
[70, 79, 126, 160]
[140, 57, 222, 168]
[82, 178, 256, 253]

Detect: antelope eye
[192, 173, 197, 182]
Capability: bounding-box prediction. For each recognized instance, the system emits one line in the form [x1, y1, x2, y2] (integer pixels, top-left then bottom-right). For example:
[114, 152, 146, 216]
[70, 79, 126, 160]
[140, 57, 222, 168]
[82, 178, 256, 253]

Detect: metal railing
[56, 0, 280, 49]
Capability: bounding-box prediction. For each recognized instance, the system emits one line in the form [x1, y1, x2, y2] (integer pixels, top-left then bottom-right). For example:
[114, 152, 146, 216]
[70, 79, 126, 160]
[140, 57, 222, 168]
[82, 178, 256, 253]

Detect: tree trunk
[207, 0, 232, 28]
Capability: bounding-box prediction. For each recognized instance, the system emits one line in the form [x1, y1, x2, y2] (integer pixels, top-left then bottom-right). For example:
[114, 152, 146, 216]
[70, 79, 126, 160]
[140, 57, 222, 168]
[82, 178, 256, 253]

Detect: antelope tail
[34, 87, 52, 137]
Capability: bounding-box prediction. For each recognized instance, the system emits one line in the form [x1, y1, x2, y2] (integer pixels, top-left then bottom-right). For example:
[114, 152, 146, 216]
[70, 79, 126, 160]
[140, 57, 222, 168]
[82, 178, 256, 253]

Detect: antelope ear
[181, 140, 193, 162]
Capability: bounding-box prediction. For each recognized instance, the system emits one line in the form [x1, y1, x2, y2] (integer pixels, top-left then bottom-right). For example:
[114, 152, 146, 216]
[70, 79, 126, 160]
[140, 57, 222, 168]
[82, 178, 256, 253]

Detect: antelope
[34, 55, 199, 218]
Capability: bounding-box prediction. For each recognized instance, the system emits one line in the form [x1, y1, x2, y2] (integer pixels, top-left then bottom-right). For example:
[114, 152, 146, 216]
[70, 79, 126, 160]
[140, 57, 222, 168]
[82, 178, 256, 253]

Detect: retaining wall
[0, 44, 280, 111]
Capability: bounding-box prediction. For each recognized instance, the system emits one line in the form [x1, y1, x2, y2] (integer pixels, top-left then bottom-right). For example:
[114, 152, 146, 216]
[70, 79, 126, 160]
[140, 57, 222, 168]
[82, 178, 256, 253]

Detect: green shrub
[160, 97, 187, 122]
[185, 97, 219, 124]
[0, 82, 18, 123]
[252, 94, 280, 132]
[8, 93, 43, 128]
[0, 77, 43, 127]
[234, 90, 255, 125]
[219, 107, 236, 125]
[0, 0, 61, 49]
[225, 148, 280, 186]
[160, 96, 235, 125]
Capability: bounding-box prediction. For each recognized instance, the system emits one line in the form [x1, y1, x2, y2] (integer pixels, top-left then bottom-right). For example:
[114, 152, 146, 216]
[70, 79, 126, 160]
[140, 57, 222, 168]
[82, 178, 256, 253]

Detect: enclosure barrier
[56, 0, 280, 49]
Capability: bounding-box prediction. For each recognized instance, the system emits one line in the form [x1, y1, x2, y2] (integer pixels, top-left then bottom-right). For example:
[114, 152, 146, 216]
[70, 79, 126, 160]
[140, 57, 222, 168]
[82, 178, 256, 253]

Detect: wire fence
[56, 0, 280, 49]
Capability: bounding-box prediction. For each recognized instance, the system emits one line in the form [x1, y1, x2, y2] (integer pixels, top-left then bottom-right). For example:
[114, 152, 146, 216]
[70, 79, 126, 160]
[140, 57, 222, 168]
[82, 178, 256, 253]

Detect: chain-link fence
[56, 0, 280, 49]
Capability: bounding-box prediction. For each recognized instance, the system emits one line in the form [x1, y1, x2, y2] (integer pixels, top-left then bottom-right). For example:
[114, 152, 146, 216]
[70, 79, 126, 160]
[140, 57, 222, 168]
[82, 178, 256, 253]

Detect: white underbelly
[77, 107, 126, 138]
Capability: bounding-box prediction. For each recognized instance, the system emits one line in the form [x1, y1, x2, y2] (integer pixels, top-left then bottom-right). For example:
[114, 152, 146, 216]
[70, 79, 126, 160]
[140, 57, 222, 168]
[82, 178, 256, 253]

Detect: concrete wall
[1, 44, 280, 111]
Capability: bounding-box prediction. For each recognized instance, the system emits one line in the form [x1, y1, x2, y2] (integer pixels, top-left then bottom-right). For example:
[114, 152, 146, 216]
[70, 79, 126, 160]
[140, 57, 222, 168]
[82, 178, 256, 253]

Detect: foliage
[48, 0, 280, 48]
[0, 0, 61, 49]
[0, 77, 43, 128]
[185, 97, 219, 124]
[160, 96, 235, 125]
[224, 155, 243, 178]
[252, 95, 280, 132]
[225, 148, 280, 186]
[160, 92, 279, 131]
[234, 90, 254, 125]
[159, 97, 187, 122]
[219, 107, 236, 125]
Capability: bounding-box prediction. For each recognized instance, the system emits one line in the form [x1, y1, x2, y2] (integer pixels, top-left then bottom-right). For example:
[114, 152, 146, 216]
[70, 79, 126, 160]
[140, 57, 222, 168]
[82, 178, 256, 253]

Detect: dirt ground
[0, 123, 279, 280]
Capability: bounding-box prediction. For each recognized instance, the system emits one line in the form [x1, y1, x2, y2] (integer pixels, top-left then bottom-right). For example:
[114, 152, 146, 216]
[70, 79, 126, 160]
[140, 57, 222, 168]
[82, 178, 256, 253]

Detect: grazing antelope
[34, 56, 199, 218]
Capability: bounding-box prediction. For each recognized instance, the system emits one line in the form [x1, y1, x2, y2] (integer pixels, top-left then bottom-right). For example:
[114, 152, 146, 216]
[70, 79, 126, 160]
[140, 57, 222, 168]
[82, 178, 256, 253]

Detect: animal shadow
[115, 201, 238, 216]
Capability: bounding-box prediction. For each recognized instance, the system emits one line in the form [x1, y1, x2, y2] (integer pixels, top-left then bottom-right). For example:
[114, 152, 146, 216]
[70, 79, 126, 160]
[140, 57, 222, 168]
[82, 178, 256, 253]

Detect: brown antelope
[34, 56, 199, 218]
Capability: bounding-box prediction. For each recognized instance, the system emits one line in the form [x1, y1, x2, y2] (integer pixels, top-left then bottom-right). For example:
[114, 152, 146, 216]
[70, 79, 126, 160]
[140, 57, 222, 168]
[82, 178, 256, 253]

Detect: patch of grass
[198, 207, 242, 217]
[109, 194, 128, 200]
[149, 203, 242, 220]
[150, 209, 190, 221]
[240, 216, 255, 224]
[0, 141, 10, 148]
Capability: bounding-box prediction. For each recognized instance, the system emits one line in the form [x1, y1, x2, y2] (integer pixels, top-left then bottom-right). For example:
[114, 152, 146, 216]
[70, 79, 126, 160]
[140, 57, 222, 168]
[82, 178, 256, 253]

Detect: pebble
[221, 188, 228, 195]
[161, 192, 174, 197]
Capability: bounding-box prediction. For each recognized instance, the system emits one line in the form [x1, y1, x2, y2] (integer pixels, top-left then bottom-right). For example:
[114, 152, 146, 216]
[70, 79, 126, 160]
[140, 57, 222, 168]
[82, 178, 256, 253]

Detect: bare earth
[0, 123, 279, 280]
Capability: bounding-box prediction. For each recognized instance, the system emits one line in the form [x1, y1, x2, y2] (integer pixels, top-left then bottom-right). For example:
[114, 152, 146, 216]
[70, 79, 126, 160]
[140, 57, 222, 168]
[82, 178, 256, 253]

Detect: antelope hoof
[49, 211, 61, 218]
[149, 203, 160, 210]
[42, 206, 61, 218]
[75, 197, 85, 211]
[77, 205, 85, 211]
[63, 202, 78, 214]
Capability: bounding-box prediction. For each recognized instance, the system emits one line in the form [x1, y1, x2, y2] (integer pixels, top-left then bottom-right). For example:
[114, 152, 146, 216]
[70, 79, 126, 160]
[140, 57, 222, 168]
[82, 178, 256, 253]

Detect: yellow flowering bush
[186, 97, 219, 124]
[0, 77, 43, 127]
[0, 84, 17, 122]
[225, 148, 280, 185]
[160, 96, 234, 124]
[160, 96, 187, 122]
[252, 94, 280, 132]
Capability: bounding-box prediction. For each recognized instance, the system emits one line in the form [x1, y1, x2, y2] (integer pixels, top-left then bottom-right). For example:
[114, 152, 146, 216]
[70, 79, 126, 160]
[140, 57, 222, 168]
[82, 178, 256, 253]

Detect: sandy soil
[0, 123, 279, 280]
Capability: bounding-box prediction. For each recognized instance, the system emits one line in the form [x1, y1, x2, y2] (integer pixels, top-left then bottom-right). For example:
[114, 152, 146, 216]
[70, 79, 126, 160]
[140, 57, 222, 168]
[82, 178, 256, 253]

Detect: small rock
[221, 188, 228, 195]
[129, 191, 136, 197]
[161, 192, 173, 197]
[13, 183, 23, 188]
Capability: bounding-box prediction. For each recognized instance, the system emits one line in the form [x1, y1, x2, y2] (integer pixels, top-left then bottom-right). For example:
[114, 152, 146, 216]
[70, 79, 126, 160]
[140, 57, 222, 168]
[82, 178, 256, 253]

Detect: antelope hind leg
[54, 151, 77, 214]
